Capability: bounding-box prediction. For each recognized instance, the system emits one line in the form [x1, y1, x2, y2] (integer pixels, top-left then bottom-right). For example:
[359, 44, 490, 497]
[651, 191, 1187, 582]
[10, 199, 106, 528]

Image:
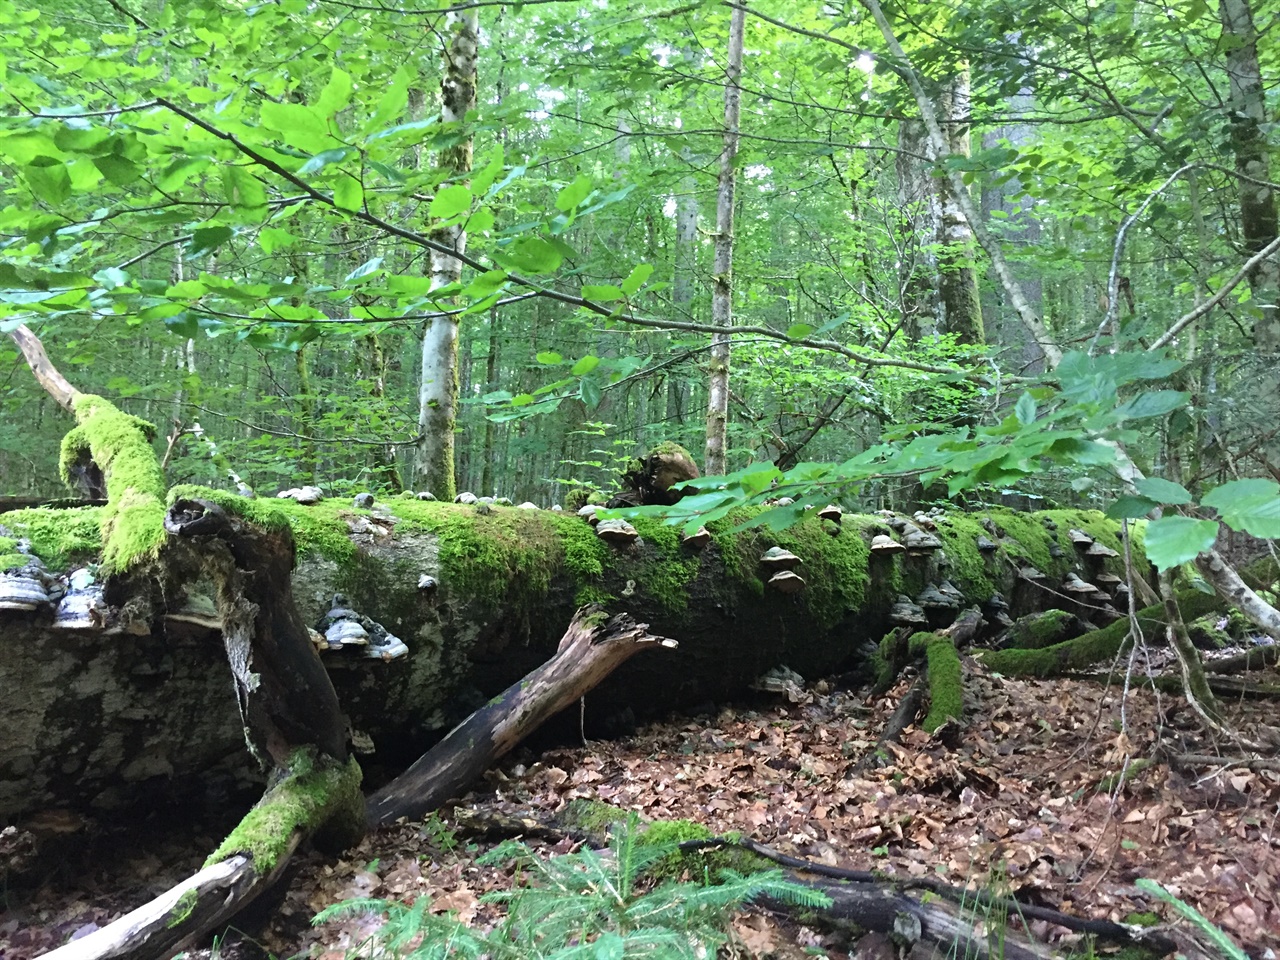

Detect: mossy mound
[0, 506, 103, 569]
[922, 638, 963, 732]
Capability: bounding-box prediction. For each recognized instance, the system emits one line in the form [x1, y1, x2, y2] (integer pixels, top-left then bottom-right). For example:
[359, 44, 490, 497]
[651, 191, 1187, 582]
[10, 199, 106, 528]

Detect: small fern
[315, 813, 829, 959]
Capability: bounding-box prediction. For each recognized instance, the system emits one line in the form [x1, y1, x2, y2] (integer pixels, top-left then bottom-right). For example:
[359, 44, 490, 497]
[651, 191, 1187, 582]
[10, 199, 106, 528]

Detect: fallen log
[368, 607, 676, 826]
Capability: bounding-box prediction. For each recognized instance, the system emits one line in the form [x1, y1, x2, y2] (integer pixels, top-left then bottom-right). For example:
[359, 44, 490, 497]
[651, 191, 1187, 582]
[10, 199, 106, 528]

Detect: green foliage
[315, 814, 826, 960]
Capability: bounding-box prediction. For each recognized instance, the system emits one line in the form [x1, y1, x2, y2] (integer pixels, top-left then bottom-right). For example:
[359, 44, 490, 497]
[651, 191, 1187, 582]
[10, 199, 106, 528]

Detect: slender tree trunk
[414, 6, 478, 500]
[481, 306, 499, 497]
[294, 347, 318, 486]
[704, 1, 745, 475]
[362, 334, 403, 492]
[669, 153, 699, 425]
[936, 66, 983, 345]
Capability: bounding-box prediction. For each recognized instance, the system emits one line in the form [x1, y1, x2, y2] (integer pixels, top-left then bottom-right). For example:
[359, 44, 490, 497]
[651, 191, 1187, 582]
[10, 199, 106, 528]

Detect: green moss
[1123, 912, 1160, 927]
[167, 485, 359, 562]
[61, 395, 167, 572]
[561, 797, 630, 835]
[1005, 608, 1076, 650]
[648, 440, 696, 460]
[638, 819, 769, 881]
[981, 589, 1221, 677]
[907, 630, 936, 657]
[922, 638, 963, 733]
[0, 536, 23, 571]
[625, 516, 702, 612]
[0, 506, 103, 569]
[932, 514, 997, 598]
[165, 889, 198, 928]
[206, 749, 362, 872]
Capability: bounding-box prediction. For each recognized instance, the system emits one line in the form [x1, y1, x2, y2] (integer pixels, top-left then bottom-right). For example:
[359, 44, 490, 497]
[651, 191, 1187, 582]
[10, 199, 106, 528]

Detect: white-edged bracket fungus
[277, 485, 324, 504]
[889, 595, 927, 625]
[682, 526, 712, 549]
[517, 501, 539, 510]
[870, 534, 906, 555]
[1086, 541, 1120, 558]
[767, 570, 806, 593]
[454, 491, 478, 505]
[818, 504, 843, 523]
[578, 504, 602, 525]
[1067, 528, 1094, 546]
[760, 546, 803, 571]
[596, 518, 639, 545]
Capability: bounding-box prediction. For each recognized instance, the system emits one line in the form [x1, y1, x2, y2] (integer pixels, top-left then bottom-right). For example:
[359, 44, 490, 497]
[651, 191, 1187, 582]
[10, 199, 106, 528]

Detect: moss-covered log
[979, 589, 1223, 677]
[1, 491, 1142, 822]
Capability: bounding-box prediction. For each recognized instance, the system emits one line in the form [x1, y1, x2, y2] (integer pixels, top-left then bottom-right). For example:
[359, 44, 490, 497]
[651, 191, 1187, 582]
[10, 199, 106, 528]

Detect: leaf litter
[3, 662, 1278, 958]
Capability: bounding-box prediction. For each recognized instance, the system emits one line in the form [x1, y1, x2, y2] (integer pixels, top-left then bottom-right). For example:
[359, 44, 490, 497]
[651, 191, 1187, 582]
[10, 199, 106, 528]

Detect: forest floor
[3, 658, 1278, 959]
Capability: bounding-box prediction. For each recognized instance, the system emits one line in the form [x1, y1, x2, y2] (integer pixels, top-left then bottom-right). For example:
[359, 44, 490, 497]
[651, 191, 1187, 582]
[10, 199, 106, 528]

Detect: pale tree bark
[414, 6, 479, 499]
[935, 65, 983, 345]
[669, 149, 699, 424]
[704, 1, 745, 476]
[1218, 0, 1280, 473]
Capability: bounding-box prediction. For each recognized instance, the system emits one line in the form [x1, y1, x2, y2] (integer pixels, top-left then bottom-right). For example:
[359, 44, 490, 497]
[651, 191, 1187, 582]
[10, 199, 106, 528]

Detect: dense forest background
[0, 0, 1276, 525]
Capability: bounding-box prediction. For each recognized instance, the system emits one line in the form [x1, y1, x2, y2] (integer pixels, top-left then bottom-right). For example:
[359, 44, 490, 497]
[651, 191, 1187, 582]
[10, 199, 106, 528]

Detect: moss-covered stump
[0, 495, 1143, 821]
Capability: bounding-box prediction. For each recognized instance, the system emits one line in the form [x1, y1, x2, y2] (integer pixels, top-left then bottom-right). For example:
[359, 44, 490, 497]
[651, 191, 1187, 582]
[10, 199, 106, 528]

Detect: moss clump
[206, 749, 362, 872]
[1005, 608, 1077, 650]
[638, 819, 770, 882]
[0, 536, 25, 571]
[922, 638, 963, 733]
[623, 516, 702, 612]
[560, 797, 629, 836]
[59, 395, 167, 572]
[0, 506, 104, 569]
[165, 888, 198, 929]
[981, 589, 1221, 677]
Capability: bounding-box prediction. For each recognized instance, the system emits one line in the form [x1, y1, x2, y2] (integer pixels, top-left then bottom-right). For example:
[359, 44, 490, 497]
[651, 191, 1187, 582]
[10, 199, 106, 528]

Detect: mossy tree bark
[368, 608, 676, 826]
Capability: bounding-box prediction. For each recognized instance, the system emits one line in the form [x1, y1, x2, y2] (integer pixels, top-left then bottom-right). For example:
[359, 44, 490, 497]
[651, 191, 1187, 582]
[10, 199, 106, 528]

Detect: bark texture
[703, 1, 744, 476]
[935, 65, 984, 345]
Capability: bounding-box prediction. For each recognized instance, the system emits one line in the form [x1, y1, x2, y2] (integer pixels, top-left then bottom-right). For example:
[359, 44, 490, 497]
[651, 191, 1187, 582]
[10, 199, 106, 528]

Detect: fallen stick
[367, 607, 676, 826]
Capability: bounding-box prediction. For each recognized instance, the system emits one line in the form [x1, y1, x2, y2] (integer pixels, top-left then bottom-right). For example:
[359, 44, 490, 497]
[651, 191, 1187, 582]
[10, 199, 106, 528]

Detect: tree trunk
[895, 119, 940, 341]
[414, 6, 479, 500]
[935, 65, 984, 345]
[368, 608, 675, 825]
[703, 1, 744, 476]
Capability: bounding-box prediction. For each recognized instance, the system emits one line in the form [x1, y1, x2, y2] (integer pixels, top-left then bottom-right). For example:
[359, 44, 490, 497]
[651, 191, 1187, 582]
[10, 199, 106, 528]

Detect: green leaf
[555, 174, 592, 212]
[261, 101, 331, 152]
[1115, 390, 1189, 420]
[1201, 478, 1280, 538]
[258, 227, 298, 254]
[787, 322, 815, 339]
[502, 237, 563, 274]
[188, 226, 234, 257]
[430, 184, 472, 218]
[93, 154, 140, 185]
[1144, 516, 1219, 570]
[571, 355, 600, 376]
[470, 146, 504, 195]
[619, 263, 655, 296]
[24, 160, 71, 204]
[1014, 392, 1036, 425]
[298, 148, 352, 175]
[370, 66, 413, 128]
[345, 257, 384, 282]
[581, 284, 623, 301]
[1134, 477, 1192, 505]
[536, 351, 563, 365]
[579, 375, 603, 409]
[463, 270, 509, 298]
[1106, 496, 1159, 520]
[316, 66, 354, 116]
[333, 176, 363, 212]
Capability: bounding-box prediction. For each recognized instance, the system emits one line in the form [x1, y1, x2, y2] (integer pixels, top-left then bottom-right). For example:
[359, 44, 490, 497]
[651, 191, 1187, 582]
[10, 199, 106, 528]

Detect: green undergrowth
[0, 535, 25, 571]
[981, 589, 1221, 677]
[207, 748, 362, 872]
[61, 395, 166, 572]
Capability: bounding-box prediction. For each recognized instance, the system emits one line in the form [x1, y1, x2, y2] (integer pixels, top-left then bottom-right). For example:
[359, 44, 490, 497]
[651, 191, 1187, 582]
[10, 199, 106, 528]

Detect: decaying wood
[367, 607, 676, 826]
[8, 324, 80, 413]
[1203, 644, 1280, 674]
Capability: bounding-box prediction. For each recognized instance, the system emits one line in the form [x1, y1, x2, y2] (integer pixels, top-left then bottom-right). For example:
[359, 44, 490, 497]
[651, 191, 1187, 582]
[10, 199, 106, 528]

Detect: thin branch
[1151, 233, 1280, 350]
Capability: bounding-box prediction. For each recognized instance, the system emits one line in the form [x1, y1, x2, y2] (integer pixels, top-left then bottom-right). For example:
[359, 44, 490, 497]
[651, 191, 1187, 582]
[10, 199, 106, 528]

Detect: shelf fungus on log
[454, 492, 478, 505]
[577, 504, 602, 525]
[1068, 528, 1094, 546]
[1019, 565, 1047, 581]
[165, 592, 221, 631]
[596, 519, 639, 545]
[516, 501, 539, 510]
[1062, 573, 1099, 595]
[917, 583, 960, 611]
[817, 504, 842, 523]
[760, 546, 803, 571]
[902, 525, 943, 552]
[889, 595, 927, 625]
[767, 570, 807, 594]
[1086, 541, 1120, 558]
[681, 526, 711, 549]
[976, 535, 997, 552]
[870, 534, 906, 555]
